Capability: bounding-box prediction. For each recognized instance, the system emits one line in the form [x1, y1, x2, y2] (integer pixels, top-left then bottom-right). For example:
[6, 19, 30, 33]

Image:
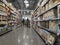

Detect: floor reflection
[0, 26, 45, 45]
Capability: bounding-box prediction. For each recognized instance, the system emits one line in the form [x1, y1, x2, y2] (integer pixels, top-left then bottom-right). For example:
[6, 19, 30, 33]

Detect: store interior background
[0, 0, 60, 45]
[7, 0, 38, 20]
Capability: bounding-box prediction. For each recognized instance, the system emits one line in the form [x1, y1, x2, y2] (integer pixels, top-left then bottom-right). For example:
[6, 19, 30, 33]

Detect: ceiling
[6, 0, 39, 16]
[7, 0, 39, 10]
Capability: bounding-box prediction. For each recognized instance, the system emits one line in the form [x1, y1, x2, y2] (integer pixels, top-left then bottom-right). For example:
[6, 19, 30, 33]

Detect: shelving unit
[31, 0, 60, 45]
[0, 0, 22, 35]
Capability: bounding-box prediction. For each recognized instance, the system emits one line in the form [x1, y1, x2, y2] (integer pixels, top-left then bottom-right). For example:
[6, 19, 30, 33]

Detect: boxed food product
[49, 9, 56, 19]
[49, 0, 54, 8]
[47, 35, 55, 44]
[38, 7, 41, 15]
[38, 28, 43, 35]
[45, 21, 49, 28]
[58, 5, 60, 18]
[49, 21, 57, 32]
[57, 0, 60, 2]
[43, 12, 49, 20]
[52, 0, 57, 2]
[41, 30, 51, 41]
[40, 22, 46, 27]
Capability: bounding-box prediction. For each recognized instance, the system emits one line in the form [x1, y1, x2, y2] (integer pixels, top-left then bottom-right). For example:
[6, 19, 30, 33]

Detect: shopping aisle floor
[0, 26, 45, 45]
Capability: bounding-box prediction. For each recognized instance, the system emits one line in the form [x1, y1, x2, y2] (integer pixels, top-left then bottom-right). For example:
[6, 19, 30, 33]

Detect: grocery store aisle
[0, 25, 45, 45]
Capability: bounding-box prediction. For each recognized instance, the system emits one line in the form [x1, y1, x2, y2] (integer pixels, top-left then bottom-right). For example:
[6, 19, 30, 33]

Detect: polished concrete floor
[0, 26, 45, 45]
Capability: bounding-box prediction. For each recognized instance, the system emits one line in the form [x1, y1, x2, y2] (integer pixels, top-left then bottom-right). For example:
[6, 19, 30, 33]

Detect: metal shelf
[33, 18, 60, 22]
[40, 18, 60, 21]
[0, 0, 13, 11]
[41, 0, 50, 7]
[33, 26, 56, 45]
[38, 2, 60, 17]
[34, 6, 39, 12]
[0, 0, 17, 14]
[33, 27, 47, 45]
[37, 25, 57, 35]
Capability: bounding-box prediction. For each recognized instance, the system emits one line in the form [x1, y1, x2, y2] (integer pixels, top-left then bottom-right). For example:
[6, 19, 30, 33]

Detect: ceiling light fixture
[24, 0, 29, 4]
[27, 11, 29, 13]
[25, 3, 29, 8]
[24, 0, 29, 8]
[26, 3, 29, 7]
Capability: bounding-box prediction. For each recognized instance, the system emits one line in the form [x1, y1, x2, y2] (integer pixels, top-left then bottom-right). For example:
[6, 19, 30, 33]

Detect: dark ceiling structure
[6, 0, 39, 16]
[7, 0, 39, 10]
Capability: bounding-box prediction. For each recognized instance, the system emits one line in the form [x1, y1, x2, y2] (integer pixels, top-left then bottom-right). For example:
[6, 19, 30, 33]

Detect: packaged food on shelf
[41, 7, 44, 13]
[38, 28, 43, 35]
[49, 9, 56, 19]
[41, 30, 51, 41]
[45, 21, 49, 28]
[49, 21, 57, 32]
[31, 0, 60, 45]
[53, 0, 60, 3]
[40, 15, 43, 20]
[43, 8, 57, 20]
[57, 21, 60, 35]
[41, 0, 48, 7]
[42, 7, 45, 12]
[0, 21, 7, 24]
[47, 35, 55, 44]
[46, 3, 49, 10]
[58, 5, 60, 18]
[40, 22, 46, 27]
[43, 11, 49, 20]
[58, 0, 60, 2]
[39, 29, 55, 44]
[49, 0, 54, 9]
[37, 7, 41, 15]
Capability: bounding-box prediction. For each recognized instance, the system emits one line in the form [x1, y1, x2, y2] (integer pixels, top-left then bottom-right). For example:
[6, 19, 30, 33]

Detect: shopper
[27, 19, 30, 27]
[22, 19, 24, 25]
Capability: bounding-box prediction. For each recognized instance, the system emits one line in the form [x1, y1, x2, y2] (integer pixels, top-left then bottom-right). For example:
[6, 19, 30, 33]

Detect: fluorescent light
[25, 3, 29, 8]
[25, 43, 28, 45]
[27, 11, 29, 13]
[26, 35, 29, 39]
[24, 0, 29, 4]
[23, 34, 26, 39]
[18, 39, 21, 43]
[31, 40, 33, 42]
[26, 4, 29, 7]
[24, 0, 29, 8]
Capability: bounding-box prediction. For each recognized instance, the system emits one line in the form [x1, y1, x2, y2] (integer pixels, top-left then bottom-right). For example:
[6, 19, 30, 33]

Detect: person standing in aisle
[27, 18, 30, 27]
[22, 19, 24, 25]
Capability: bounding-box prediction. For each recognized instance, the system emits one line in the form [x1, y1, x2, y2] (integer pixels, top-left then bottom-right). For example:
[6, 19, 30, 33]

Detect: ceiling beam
[20, 10, 33, 11]
[16, 0, 21, 9]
